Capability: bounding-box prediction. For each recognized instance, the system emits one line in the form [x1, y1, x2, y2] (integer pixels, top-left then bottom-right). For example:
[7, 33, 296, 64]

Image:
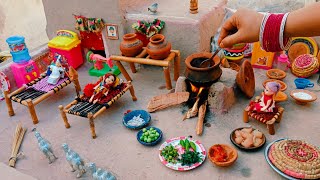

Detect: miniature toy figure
[88, 51, 113, 70]
[32, 128, 57, 164]
[47, 55, 65, 85]
[88, 73, 122, 104]
[148, 3, 158, 14]
[246, 81, 281, 113]
[87, 162, 116, 180]
[62, 143, 86, 178]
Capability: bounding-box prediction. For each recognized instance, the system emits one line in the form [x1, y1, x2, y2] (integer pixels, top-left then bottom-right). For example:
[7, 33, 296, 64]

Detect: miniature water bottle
[6, 36, 31, 64]
[276, 54, 290, 71]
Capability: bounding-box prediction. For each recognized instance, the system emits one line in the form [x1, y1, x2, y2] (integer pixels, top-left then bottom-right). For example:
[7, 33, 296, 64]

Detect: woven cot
[243, 97, 284, 135]
[4, 67, 81, 124]
[59, 81, 137, 139]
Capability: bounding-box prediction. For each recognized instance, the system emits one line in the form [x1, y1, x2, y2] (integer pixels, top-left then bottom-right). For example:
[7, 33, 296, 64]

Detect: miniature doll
[246, 81, 280, 113]
[89, 73, 117, 104]
[47, 56, 65, 85]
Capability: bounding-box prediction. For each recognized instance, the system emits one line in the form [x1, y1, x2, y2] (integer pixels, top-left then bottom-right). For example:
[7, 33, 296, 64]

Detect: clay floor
[0, 62, 320, 180]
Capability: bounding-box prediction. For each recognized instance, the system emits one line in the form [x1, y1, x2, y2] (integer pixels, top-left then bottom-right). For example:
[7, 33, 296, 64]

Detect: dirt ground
[0, 62, 319, 180]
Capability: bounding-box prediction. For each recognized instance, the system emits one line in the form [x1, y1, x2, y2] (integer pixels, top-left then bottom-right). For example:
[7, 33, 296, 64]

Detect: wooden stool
[243, 106, 284, 135]
[110, 48, 180, 90]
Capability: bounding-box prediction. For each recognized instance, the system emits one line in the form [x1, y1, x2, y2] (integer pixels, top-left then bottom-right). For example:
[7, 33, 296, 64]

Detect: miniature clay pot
[209, 144, 238, 167]
[146, 34, 171, 60]
[120, 33, 143, 57]
[185, 52, 222, 87]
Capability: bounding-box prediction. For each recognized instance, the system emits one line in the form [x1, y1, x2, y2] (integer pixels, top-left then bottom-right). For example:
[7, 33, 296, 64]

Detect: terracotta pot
[120, 33, 143, 57]
[185, 52, 222, 87]
[146, 34, 171, 60]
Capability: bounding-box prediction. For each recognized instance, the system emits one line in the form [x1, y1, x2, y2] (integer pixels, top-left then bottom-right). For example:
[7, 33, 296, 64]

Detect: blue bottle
[6, 36, 31, 64]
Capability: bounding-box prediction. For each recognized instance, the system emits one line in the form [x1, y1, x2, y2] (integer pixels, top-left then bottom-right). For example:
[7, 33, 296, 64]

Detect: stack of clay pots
[291, 54, 319, 78]
[224, 43, 248, 64]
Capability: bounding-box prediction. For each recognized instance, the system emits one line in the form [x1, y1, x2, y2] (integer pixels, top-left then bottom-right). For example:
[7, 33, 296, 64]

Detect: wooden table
[110, 49, 180, 90]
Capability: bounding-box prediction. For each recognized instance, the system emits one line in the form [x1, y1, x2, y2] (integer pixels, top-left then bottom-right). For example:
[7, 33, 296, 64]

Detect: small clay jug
[146, 34, 171, 60]
[120, 33, 143, 57]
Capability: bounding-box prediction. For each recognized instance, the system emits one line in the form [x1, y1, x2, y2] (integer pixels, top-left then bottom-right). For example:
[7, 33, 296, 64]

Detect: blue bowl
[122, 110, 151, 130]
[136, 127, 163, 146]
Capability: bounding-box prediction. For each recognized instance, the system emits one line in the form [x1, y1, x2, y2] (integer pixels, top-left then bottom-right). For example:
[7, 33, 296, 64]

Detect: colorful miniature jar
[276, 54, 290, 72]
[223, 44, 248, 64]
[146, 34, 171, 60]
[120, 33, 143, 57]
[6, 36, 31, 64]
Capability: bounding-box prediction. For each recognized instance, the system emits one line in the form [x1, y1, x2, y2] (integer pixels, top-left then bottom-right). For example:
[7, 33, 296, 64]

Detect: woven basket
[269, 139, 320, 179]
[291, 54, 319, 77]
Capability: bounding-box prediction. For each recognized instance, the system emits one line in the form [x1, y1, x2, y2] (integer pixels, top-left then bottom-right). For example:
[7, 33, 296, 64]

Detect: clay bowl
[274, 91, 288, 102]
[208, 144, 238, 167]
[290, 89, 317, 105]
[262, 79, 287, 91]
[266, 69, 287, 80]
[230, 127, 266, 151]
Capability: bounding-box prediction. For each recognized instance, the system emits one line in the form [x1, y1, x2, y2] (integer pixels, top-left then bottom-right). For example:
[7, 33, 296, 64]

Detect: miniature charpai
[159, 136, 206, 171]
[267, 139, 320, 179]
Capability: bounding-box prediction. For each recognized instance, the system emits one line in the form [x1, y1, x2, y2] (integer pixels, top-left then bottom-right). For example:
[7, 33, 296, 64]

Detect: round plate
[290, 89, 317, 105]
[264, 138, 299, 180]
[158, 136, 206, 171]
[137, 127, 162, 146]
[0, 72, 10, 101]
[286, 37, 318, 63]
[236, 60, 255, 98]
[230, 127, 266, 151]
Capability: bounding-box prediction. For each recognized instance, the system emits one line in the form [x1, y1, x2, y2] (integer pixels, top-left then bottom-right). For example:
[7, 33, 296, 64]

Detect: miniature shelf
[4, 67, 81, 124]
[110, 48, 180, 90]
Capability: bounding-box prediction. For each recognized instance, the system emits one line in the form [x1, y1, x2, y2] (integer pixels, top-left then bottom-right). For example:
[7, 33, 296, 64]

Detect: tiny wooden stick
[183, 98, 199, 120]
[196, 101, 207, 136]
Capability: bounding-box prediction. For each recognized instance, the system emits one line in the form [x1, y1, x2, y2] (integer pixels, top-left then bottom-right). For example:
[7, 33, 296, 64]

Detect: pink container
[10, 60, 40, 87]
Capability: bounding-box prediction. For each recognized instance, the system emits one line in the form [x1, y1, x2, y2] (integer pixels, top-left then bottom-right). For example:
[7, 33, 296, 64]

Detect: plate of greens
[158, 136, 206, 171]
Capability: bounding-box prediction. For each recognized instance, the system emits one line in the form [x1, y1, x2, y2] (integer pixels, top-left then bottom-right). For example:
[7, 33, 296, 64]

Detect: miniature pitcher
[276, 54, 290, 71]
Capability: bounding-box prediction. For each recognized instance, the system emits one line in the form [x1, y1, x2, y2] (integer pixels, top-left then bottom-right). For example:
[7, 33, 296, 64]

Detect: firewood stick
[183, 98, 200, 120]
[196, 101, 207, 135]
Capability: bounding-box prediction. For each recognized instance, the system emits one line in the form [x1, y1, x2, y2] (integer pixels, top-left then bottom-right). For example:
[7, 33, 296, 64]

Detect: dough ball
[241, 128, 253, 133]
[235, 136, 243, 144]
[253, 130, 263, 139]
[253, 137, 263, 147]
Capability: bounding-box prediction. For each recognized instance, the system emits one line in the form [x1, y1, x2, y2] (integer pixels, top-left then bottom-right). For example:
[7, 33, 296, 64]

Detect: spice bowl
[208, 144, 238, 167]
[137, 126, 163, 146]
[123, 110, 151, 130]
[290, 89, 317, 105]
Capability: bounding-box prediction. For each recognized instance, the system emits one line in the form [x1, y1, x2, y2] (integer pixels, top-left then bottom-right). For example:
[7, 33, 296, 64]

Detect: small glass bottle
[276, 54, 290, 71]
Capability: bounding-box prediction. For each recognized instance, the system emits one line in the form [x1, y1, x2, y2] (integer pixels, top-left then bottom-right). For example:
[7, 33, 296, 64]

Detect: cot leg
[267, 123, 275, 135]
[243, 110, 249, 123]
[128, 82, 137, 101]
[88, 113, 96, 139]
[163, 66, 172, 90]
[128, 62, 137, 73]
[174, 52, 180, 81]
[4, 90, 15, 116]
[276, 107, 284, 123]
[26, 99, 39, 124]
[73, 78, 81, 97]
[59, 105, 70, 128]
